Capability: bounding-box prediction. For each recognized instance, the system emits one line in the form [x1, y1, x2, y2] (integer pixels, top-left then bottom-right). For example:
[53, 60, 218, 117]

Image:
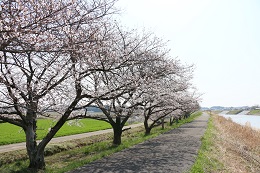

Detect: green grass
[0, 112, 202, 173]
[210, 110, 222, 114]
[189, 114, 224, 173]
[0, 119, 111, 145]
[226, 109, 242, 115]
[247, 109, 260, 115]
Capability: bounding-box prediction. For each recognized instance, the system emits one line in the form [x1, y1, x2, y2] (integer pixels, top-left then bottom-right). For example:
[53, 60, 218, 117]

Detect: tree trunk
[144, 117, 151, 135]
[28, 149, 45, 171]
[184, 112, 190, 119]
[112, 126, 122, 146]
[170, 117, 174, 126]
[25, 100, 46, 170]
[25, 121, 45, 170]
[161, 118, 165, 129]
[112, 117, 123, 146]
[145, 128, 151, 135]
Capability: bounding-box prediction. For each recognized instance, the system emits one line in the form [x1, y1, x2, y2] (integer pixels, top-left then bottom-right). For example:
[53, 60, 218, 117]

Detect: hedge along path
[69, 113, 210, 173]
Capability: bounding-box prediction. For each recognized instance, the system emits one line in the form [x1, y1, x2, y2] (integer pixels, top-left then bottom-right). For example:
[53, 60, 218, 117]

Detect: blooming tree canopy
[0, 0, 118, 170]
[0, 0, 200, 170]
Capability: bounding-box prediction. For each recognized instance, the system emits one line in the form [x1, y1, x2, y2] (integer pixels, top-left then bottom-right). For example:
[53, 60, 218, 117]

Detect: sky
[115, 0, 260, 107]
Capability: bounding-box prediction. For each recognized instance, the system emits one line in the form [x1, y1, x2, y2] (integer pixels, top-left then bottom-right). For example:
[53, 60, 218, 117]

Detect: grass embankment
[227, 110, 243, 115]
[0, 119, 111, 145]
[210, 110, 222, 114]
[0, 112, 202, 173]
[247, 109, 260, 115]
[190, 113, 260, 173]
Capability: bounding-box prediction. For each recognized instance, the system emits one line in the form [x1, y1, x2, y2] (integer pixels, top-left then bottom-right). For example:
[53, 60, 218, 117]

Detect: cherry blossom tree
[0, 0, 118, 170]
[166, 91, 200, 125]
[176, 91, 200, 119]
[0, 0, 200, 170]
[169, 109, 183, 125]
[137, 63, 198, 135]
[69, 27, 172, 145]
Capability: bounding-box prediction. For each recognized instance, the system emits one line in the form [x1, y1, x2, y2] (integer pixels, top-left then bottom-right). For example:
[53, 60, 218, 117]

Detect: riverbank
[190, 113, 260, 173]
[219, 114, 260, 130]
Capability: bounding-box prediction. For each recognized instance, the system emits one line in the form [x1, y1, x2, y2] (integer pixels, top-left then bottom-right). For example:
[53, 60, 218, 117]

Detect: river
[219, 114, 260, 130]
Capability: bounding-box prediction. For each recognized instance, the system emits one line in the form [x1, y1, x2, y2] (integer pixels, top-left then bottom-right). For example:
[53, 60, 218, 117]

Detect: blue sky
[116, 0, 260, 107]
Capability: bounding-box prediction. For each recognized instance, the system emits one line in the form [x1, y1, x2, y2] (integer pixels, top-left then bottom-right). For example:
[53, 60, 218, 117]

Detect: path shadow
[69, 114, 209, 173]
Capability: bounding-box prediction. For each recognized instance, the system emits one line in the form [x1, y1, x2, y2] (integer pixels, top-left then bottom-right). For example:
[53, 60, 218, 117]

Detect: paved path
[0, 123, 143, 153]
[69, 113, 209, 173]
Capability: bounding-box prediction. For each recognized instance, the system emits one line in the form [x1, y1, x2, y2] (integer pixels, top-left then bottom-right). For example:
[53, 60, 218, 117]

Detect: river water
[219, 114, 260, 130]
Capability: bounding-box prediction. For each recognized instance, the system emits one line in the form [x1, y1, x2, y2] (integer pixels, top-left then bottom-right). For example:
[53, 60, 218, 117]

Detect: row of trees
[0, 0, 199, 170]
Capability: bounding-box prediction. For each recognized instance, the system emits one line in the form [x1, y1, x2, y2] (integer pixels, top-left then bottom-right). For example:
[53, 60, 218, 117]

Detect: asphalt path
[69, 113, 209, 173]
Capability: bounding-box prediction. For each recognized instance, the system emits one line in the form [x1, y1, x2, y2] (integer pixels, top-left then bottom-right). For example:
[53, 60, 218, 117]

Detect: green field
[226, 110, 242, 115]
[0, 119, 111, 145]
[247, 109, 260, 115]
[210, 110, 222, 114]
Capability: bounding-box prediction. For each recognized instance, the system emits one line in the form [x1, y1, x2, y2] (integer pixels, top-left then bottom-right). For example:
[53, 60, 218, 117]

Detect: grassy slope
[226, 109, 242, 115]
[247, 109, 260, 115]
[189, 113, 224, 173]
[0, 119, 111, 145]
[0, 112, 202, 173]
[210, 110, 222, 114]
[190, 113, 260, 173]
